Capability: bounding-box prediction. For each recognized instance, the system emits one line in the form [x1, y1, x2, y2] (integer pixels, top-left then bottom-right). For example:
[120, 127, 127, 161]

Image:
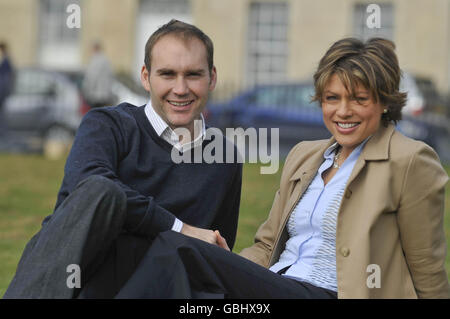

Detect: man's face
[141, 35, 217, 135]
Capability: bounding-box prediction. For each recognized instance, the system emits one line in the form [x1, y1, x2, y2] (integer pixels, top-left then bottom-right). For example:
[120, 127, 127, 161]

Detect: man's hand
[180, 224, 231, 251]
[181, 224, 219, 245]
[215, 230, 230, 251]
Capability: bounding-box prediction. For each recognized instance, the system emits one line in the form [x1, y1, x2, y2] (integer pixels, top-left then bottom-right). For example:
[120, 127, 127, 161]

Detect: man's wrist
[171, 218, 183, 233]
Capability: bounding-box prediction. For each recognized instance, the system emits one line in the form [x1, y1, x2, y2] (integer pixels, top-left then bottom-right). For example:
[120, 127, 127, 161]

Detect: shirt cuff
[171, 218, 183, 233]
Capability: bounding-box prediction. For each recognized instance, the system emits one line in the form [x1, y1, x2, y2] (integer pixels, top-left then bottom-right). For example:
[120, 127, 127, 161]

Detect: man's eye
[187, 73, 201, 77]
[160, 72, 175, 77]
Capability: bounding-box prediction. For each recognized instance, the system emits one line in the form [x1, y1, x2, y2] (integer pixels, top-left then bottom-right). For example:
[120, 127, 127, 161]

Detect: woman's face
[321, 74, 385, 155]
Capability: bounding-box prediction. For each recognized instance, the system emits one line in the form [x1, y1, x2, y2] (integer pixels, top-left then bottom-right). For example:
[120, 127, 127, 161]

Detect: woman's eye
[355, 96, 369, 103]
[325, 96, 337, 101]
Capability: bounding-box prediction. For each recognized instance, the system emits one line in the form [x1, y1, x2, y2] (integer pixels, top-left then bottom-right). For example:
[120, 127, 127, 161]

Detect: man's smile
[167, 100, 194, 108]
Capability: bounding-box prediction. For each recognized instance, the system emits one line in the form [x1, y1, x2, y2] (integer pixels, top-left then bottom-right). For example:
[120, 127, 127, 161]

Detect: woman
[116, 37, 449, 299]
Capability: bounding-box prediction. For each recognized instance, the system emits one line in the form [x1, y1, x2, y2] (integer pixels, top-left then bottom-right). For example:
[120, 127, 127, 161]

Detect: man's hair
[312, 37, 407, 125]
[144, 19, 214, 72]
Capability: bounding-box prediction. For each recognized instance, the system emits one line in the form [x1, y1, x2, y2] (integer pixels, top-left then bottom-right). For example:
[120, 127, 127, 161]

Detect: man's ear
[140, 65, 151, 92]
[209, 66, 217, 91]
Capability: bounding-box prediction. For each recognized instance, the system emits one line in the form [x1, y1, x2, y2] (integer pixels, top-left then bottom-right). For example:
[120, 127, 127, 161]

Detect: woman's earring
[383, 109, 388, 114]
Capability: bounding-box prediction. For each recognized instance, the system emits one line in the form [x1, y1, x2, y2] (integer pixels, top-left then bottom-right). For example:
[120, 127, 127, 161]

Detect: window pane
[353, 2, 394, 41]
[39, 0, 81, 68]
[139, 0, 191, 14]
[246, 2, 289, 87]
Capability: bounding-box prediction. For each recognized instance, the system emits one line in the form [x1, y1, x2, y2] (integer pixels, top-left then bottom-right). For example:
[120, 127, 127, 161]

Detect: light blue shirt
[269, 138, 369, 292]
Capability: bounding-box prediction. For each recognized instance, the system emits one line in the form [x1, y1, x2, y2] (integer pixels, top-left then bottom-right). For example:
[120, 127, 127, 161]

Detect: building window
[139, 0, 190, 14]
[246, 2, 289, 87]
[39, 0, 81, 69]
[353, 2, 394, 41]
[134, 0, 192, 81]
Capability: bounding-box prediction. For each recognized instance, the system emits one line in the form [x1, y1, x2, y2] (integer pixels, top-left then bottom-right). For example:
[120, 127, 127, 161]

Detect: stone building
[1, 0, 449, 97]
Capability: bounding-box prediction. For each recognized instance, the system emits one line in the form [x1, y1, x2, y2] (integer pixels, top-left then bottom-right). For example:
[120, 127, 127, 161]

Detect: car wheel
[43, 126, 74, 160]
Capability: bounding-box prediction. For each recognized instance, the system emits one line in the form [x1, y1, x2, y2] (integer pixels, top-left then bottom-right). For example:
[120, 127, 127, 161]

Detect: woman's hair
[312, 37, 407, 125]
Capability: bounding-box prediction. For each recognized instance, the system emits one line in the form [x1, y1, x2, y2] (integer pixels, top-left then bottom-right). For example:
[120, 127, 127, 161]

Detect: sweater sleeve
[55, 108, 177, 238]
[210, 162, 242, 251]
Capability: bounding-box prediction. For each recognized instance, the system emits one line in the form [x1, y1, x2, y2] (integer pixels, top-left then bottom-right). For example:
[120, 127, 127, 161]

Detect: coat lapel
[346, 124, 395, 187]
[285, 139, 335, 217]
[270, 124, 397, 267]
[285, 124, 395, 218]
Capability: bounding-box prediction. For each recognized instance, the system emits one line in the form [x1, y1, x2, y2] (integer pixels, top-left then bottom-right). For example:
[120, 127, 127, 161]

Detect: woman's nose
[336, 99, 353, 117]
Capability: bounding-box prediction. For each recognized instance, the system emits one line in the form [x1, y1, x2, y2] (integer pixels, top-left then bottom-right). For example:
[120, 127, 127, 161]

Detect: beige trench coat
[240, 124, 450, 298]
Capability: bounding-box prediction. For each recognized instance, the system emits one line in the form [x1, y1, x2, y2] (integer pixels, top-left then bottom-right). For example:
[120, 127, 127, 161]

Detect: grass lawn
[0, 154, 449, 297]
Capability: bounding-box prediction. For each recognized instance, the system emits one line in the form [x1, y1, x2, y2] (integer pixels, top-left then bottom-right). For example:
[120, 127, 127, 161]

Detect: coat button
[344, 190, 352, 199]
[340, 247, 350, 257]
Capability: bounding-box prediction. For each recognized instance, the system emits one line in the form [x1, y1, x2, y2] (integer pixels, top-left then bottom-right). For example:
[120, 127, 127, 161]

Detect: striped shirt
[144, 100, 206, 153]
[269, 139, 369, 291]
[144, 100, 206, 232]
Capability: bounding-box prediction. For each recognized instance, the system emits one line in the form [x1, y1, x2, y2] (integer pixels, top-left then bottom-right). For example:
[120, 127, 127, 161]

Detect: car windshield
[250, 84, 316, 109]
[13, 70, 56, 96]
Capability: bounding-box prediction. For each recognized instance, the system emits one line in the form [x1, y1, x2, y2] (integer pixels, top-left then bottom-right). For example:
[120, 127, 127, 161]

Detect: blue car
[207, 82, 450, 162]
[207, 83, 331, 156]
[396, 113, 450, 163]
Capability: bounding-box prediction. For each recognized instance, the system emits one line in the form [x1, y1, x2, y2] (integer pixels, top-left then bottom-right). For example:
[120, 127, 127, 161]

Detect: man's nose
[173, 76, 189, 96]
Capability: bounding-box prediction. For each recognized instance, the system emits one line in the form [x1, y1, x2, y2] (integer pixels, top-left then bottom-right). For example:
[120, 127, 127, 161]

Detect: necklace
[333, 149, 342, 169]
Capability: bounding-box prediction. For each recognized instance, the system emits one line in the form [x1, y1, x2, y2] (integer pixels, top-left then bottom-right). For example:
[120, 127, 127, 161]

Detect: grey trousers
[3, 175, 128, 299]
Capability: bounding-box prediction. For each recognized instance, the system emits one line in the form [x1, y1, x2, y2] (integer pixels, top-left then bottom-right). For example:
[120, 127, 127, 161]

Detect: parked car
[64, 71, 148, 107]
[400, 72, 447, 116]
[0, 68, 149, 158]
[397, 113, 450, 163]
[207, 83, 331, 157]
[207, 82, 450, 162]
[0, 68, 90, 158]
[111, 73, 148, 106]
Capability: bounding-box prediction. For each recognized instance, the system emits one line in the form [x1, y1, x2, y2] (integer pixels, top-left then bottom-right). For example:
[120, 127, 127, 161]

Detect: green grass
[0, 154, 449, 298]
[0, 154, 66, 297]
[233, 163, 283, 253]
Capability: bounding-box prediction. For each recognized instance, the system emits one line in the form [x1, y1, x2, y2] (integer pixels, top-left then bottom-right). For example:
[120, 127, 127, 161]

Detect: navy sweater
[52, 103, 242, 249]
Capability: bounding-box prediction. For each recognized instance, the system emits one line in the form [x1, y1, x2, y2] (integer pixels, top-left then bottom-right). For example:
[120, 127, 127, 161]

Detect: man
[4, 20, 242, 299]
[81, 41, 115, 108]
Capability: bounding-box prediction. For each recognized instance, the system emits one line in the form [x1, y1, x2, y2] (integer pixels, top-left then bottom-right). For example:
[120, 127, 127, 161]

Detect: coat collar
[360, 123, 395, 161]
[289, 123, 395, 182]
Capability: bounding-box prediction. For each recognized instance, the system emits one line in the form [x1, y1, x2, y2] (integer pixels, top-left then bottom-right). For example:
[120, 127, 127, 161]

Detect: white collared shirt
[144, 100, 206, 153]
[144, 100, 206, 232]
